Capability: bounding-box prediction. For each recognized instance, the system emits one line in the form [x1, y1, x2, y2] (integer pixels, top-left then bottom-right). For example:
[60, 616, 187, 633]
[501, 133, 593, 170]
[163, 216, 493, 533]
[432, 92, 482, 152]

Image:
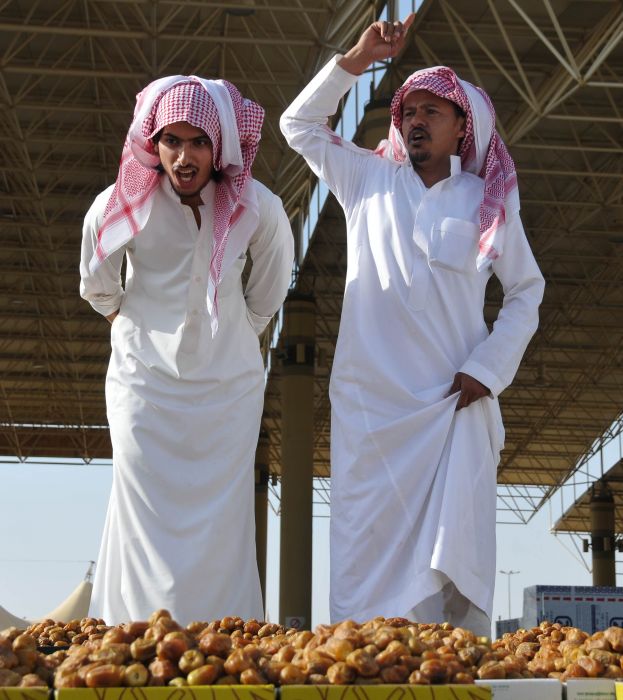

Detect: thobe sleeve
[280, 55, 374, 210]
[79, 186, 126, 317]
[244, 187, 294, 335]
[459, 214, 545, 398]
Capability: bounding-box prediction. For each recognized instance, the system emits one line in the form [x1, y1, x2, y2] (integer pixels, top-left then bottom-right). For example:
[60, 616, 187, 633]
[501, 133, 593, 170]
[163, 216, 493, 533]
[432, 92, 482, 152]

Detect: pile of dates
[25, 617, 112, 648]
[0, 628, 55, 687]
[3, 612, 623, 687]
[0, 610, 494, 687]
[491, 620, 623, 681]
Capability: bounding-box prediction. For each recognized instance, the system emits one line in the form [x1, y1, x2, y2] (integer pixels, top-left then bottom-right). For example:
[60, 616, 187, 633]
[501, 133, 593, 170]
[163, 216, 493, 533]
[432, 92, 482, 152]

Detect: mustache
[173, 164, 197, 172]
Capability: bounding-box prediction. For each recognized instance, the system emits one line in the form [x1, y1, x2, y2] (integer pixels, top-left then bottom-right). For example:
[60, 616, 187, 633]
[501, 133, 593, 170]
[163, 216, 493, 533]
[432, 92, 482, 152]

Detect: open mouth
[408, 130, 429, 146]
[174, 168, 197, 184]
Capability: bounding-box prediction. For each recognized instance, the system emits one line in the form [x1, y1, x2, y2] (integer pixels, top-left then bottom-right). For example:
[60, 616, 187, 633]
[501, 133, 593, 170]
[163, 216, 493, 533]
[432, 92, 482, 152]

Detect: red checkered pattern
[377, 66, 518, 266]
[93, 76, 264, 330]
[147, 82, 224, 171]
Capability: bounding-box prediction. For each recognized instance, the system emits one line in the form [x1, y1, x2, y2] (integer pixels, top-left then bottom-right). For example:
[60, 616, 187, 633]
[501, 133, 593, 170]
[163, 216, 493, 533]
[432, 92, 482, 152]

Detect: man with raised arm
[80, 75, 293, 624]
[281, 15, 543, 635]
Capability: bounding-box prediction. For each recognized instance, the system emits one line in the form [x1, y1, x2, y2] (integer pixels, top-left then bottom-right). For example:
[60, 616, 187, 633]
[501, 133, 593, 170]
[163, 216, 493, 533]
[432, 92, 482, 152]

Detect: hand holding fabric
[447, 371, 490, 411]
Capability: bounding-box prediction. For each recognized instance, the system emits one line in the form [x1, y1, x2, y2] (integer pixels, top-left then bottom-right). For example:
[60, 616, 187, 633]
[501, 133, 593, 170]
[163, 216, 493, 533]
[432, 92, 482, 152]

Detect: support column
[590, 483, 616, 586]
[279, 292, 315, 629]
[255, 429, 270, 605]
[359, 97, 392, 150]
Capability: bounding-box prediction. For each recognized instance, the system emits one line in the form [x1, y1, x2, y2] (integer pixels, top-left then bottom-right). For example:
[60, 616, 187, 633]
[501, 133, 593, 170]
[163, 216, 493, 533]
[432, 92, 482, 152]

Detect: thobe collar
[407, 154, 463, 189]
[449, 154, 461, 177]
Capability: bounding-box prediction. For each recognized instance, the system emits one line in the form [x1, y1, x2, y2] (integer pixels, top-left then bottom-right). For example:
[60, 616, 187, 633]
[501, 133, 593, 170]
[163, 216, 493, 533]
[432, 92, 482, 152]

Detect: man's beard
[405, 127, 431, 168]
[171, 181, 202, 198]
[409, 150, 431, 168]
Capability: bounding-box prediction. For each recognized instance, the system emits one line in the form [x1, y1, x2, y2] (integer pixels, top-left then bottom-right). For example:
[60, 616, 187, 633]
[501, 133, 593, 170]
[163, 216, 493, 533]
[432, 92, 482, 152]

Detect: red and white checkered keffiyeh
[90, 75, 265, 334]
[376, 66, 519, 268]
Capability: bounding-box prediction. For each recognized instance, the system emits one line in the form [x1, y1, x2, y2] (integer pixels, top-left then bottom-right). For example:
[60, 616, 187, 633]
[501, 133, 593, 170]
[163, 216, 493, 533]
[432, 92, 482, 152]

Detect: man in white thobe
[80, 76, 293, 624]
[280, 16, 544, 635]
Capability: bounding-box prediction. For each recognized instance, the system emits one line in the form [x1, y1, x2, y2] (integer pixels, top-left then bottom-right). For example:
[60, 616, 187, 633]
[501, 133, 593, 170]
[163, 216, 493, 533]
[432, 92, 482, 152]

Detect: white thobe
[281, 57, 544, 624]
[80, 176, 293, 625]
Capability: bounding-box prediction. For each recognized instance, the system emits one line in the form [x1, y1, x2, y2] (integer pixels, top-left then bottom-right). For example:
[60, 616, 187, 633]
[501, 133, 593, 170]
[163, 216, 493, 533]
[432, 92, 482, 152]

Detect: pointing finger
[403, 13, 416, 31]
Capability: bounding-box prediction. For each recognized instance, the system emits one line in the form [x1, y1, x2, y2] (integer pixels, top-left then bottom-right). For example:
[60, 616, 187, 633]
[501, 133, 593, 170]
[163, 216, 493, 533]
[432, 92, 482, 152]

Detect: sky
[0, 457, 603, 635]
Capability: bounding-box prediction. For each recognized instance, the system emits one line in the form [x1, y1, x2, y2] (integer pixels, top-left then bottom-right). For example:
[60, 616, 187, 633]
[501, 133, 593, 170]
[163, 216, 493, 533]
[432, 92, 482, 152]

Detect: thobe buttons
[192, 310, 199, 316]
[194, 276, 202, 283]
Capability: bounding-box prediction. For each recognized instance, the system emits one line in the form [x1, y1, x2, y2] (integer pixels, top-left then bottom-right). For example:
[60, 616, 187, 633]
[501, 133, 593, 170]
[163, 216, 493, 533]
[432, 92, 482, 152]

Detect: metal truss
[267, 476, 331, 519]
[0, 0, 386, 459]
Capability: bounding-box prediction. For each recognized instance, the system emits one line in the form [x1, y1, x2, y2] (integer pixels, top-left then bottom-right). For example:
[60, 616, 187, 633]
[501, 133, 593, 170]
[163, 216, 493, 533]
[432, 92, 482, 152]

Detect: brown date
[279, 663, 306, 685]
[240, 668, 268, 685]
[85, 663, 124, 688]
[179, 649, 206, 674]
[379, 664, 409, 683]
[326, 661, 356, 685]
[19, 673, 48, 687]
[345, 649, 379, 677]
[0, 669, 22, 687]
[477, 660, 506, 680]
[148, 658, 178, 685]
[124, 621, 150, 638]
[131, 637, 157, 661]
[224, 648, 254, 675]
[198, 632, 232, 658]
[124, 662, 149, 686]
[54, 668, 85, 688]
[157, 631, 191, 661]
[187, 664, 219, 685]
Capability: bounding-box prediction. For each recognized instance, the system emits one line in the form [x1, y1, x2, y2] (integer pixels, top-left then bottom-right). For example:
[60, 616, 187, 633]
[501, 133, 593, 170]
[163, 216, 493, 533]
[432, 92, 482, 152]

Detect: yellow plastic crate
[280, 685, 491, 700]
[55, 686, 275, 700]
[0, 689, 50, 700]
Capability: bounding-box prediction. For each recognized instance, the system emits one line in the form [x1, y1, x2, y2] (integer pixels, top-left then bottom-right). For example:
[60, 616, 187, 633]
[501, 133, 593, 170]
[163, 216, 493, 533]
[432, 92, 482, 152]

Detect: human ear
[457, 116, 466, 139]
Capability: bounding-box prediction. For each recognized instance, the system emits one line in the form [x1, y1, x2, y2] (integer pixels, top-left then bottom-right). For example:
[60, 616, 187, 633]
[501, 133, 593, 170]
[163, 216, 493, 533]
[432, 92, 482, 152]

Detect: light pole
[499, 569, 520, 619]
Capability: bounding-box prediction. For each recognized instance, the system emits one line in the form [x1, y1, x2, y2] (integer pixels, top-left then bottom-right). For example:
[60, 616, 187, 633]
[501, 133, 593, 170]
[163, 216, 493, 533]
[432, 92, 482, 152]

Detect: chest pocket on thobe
[430, 217, 479, 274]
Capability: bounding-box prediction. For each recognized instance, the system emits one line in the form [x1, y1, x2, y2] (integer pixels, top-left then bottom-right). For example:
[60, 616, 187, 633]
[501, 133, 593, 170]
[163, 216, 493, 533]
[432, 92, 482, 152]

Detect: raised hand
[339, 13, 416, 75]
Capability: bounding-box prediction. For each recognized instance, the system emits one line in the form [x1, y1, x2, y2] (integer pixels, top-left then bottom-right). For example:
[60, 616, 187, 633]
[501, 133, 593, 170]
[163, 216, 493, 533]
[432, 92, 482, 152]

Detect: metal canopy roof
[262, 0, 623, 522]
[1, 0, 623, 527]
[0, 0, 384, 458]
[554, 459, 623, 533]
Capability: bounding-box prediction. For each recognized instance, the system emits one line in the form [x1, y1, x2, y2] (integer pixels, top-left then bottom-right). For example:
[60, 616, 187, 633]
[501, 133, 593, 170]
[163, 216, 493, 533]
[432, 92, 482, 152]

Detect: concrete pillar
[254, 429, 270, 605]
[590, 483, 616, 586]
[279, 292, 315, 629]
[359, 97, 392, 150]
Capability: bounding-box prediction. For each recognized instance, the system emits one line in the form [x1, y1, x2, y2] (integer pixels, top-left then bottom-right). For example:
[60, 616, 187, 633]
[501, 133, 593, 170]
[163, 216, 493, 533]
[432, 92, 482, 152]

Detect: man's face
[154, 121, 214, 204]
[400, 90, 465, 182]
